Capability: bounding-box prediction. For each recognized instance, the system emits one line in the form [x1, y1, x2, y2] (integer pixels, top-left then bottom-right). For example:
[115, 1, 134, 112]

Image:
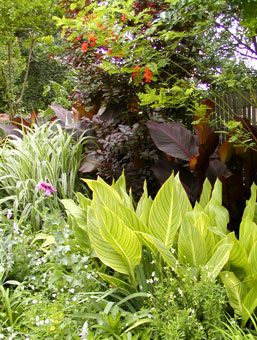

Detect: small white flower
[225, 273, 229, 278]
[6, 209, 12, 219]
[35, 315, 39, 322]
[0, 334, 4, 339]
[45, 319, 49, 324]
[72, 297, 77, 301]
[69, 288, 75, 293]
[151, 271, 155, 277]
[170, 247, 175, 254]
[80, 321, 88, 340]
[32, 299, 37, 304]
[205, 265, 209, 270]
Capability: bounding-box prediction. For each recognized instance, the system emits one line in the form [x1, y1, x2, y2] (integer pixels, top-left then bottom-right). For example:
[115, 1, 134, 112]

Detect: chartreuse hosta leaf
[148, 173, 192, 249]
[239, 217, 257, 255]
[242, 183, 257, 220]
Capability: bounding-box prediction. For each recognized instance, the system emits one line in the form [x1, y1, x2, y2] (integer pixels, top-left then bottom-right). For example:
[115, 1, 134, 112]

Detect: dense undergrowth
[0, 123, 257, 339]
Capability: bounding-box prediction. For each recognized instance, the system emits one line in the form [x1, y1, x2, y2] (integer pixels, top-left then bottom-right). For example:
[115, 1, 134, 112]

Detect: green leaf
[178, 222, 207, 266]
[220, 271, 247, 315]
[97, 273, 135, 293]
[242, 286, 257, 327]
[140, 233, 177, 269]
[61, 199, 87, 226]
[136, 180, 153, 226]
[87, 207, 131, 275]
[76, 192, 91, 211]
[239, 216, 257, 255]
[248, 241, 257, 275]
[148, 173, 190, 248]
[199, 178, 212, 208]
[68, 215, 90, 251]
[228, 234, 248, 279]
[97, 206, 141, 281]
[243, 273, 257, 289]
[206, 235, 233, 278]
[243, 183, 257, 220]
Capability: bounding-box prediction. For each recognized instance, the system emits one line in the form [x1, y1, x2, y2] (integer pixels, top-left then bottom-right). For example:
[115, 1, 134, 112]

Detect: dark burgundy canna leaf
[147, 121, 198, 161]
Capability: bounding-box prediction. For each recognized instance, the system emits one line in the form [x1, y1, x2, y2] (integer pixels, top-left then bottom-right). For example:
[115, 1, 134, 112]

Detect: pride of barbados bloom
[144, 66, 152, 83]
[36, 182, 56, 196]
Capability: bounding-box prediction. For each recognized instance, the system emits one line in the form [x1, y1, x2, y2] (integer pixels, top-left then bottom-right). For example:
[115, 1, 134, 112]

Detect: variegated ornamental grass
[0, 121, 88, 228]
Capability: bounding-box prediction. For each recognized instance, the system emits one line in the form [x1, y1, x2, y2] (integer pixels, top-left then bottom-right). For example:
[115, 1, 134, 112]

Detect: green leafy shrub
[146, 269, 228, 340]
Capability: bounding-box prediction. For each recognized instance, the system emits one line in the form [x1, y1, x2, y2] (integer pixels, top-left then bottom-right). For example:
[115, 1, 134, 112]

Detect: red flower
[121, 13, 127, 22]
[81, 42, 88, 53]
[107, 49, 113, 55]
[144, 66, 152, 83]
[132, 65, 141, 80]
[87, 33, 97, 47]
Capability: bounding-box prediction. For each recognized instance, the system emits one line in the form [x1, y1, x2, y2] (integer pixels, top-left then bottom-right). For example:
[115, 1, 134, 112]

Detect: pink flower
[36, 182, 57, 196]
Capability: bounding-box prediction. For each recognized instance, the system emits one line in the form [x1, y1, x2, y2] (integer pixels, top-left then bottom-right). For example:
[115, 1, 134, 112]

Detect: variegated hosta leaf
[97, 206, 142, 276]
[239, 216, 257, 255]
[228, 233, 248, 279]
[148, 173, 190, 248]
[199, 178, 212, 208]
[220, 271, 247, 316]
[248, 241, 257, 275]
[178, 223, 207, 266]
[242, 183, 257, 220]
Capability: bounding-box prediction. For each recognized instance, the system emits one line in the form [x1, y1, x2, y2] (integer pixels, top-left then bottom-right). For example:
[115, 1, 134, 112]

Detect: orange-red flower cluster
[107, 49, 113, 55]
[87, 33, 97, 47]
[121, 13, 127, 22]
[81, 42, 89, 53]
[132, 65, 141, 79]
[144, 66, 152, 83]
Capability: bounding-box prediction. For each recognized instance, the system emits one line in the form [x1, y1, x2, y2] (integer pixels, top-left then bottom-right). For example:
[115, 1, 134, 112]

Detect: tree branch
[1, 66, 14, 116]
[14, 38, 35, 114]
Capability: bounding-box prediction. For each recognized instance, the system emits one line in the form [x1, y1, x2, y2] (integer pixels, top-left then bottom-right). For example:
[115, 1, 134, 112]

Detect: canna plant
[62, 172, 234, 292]
[220, 183, 257, 327]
